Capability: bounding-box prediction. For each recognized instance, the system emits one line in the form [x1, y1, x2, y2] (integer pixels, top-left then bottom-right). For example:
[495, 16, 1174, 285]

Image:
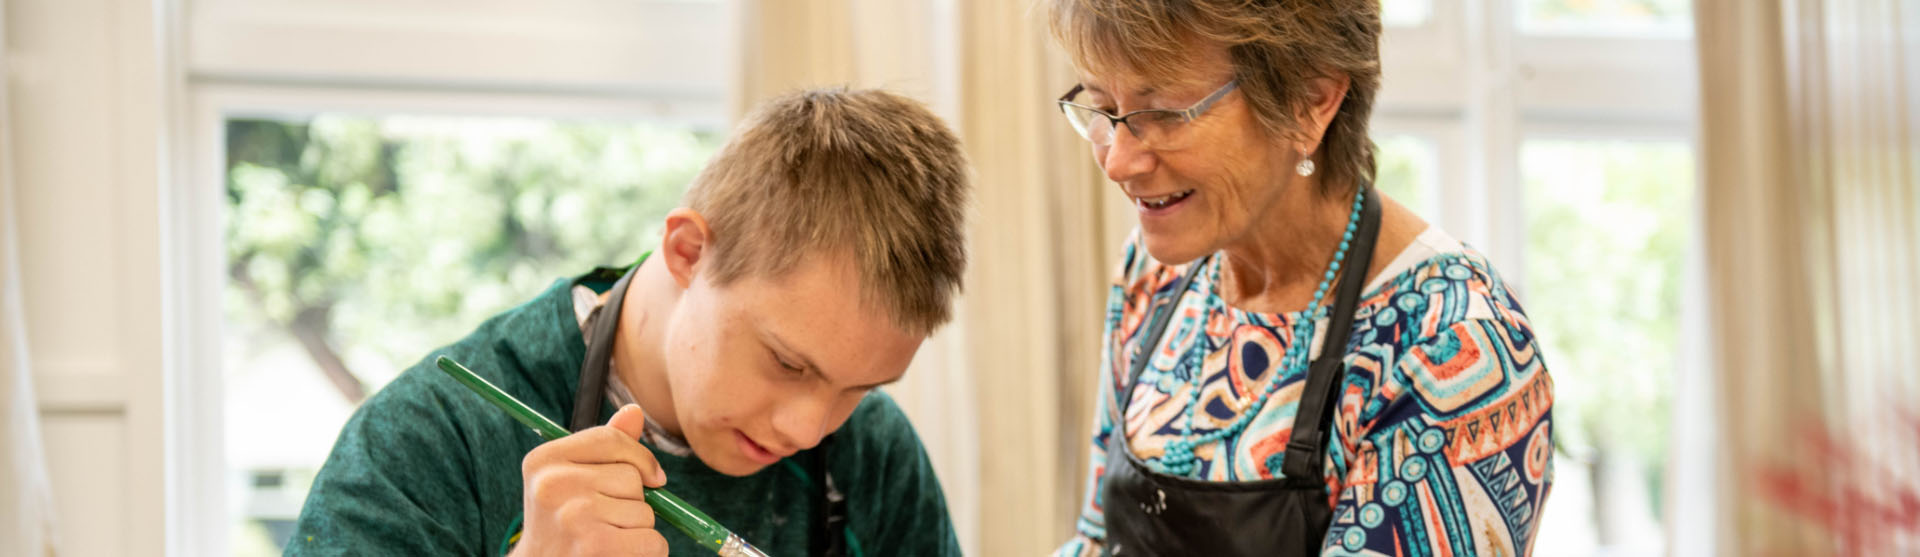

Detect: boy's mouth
[734, 430, 784, 465]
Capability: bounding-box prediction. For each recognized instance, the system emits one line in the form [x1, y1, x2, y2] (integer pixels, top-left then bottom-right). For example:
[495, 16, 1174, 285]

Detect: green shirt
[287, 270, 961, 556]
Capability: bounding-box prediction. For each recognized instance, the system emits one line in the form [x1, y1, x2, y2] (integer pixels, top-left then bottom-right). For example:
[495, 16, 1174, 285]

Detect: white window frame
[185, 0, 733, 100]
[163, 2, 733, 555]
[1371, 114, 1471, 238]
[1376, 1, 1711, 555]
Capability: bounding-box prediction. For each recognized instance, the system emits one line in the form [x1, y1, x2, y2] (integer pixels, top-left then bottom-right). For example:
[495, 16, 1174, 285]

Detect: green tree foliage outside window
[224, 115, 719, 554]
[225, 115, 719, 402]
[1523, 140, 1693, 539]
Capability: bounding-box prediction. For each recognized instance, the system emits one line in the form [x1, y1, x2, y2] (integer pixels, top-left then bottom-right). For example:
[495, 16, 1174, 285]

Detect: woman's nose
[1100, 125, 1157, 183]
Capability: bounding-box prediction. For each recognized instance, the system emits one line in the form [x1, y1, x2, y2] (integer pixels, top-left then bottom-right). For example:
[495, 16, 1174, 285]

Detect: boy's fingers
[569, 406, 667, 487]
[558, 463, 651, 500]
[588, 493, 656, 530]
[608, 404, 649, 439]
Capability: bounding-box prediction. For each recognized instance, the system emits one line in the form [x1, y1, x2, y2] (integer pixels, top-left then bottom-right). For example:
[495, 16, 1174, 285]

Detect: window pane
[222, 115, 719, 555]
[1373, 134, 1439, 221]
[1382, 0, 1435, 27]
[1520, 0, 1693, 37]
[1521, 138, 1693, 555]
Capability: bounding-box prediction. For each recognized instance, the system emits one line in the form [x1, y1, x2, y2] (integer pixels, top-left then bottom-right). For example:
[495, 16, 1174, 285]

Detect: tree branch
[287, 305, 366, 404]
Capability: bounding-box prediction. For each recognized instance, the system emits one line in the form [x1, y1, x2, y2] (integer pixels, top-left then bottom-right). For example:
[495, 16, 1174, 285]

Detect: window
[221, 114, 719, 554]
[1520, 138, 1693, 555]
[1383, 0, 1437, 27]
[168, 2, 732, 555]
[1375, 1, 1702, 554]
[1520, 0, 1693, 37]
[1372, 134, 1442, 220]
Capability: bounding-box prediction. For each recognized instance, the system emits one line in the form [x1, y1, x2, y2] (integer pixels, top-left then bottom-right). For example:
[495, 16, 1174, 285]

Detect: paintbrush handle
[435, 355, 746, 554]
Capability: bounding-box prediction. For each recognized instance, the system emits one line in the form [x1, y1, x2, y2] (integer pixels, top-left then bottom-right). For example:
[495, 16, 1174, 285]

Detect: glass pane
[222, 114, 719, 555]
[1521, 138, 1693, 556]
[1373, 134, 1439, 221]
[1520, 0, 1693, 37]
[1382, 0, 1435, 27]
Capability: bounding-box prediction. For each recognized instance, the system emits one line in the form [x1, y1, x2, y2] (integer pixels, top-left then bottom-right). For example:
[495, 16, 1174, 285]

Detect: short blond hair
[682, 88, 970, 335]
[1047, 0, 1383, 196]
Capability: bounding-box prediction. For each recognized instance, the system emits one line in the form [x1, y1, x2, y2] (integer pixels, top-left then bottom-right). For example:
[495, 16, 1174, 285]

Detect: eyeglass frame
[1055, 80, 1240, 147]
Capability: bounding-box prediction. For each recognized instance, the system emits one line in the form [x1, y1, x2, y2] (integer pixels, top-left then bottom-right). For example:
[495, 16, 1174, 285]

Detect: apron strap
[572, 265, 639, 433]
[1281, 187, 1384, 481]
[1123, 256, 1215, 410]
[809, 436, 851, 557]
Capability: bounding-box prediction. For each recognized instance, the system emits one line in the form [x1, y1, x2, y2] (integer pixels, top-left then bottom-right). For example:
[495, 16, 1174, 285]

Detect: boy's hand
[511, 404, 670, 556]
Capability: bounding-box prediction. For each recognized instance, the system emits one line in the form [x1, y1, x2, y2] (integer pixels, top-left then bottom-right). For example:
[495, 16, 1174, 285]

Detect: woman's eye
[1140, 111, 1184, 125]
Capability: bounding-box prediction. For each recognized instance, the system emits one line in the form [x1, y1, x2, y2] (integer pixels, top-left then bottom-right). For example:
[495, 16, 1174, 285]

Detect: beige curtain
[955, 1, 1131, 554]
[733, 0, 854, 111]
[1, 1, 61, 553]
[733, 0, 949, 113]
[1697, 0, 1920, 555]
[734, 1, 1130, 553]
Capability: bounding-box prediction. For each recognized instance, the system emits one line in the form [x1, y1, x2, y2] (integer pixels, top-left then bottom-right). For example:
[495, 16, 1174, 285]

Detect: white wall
[6, 0, 172, 554]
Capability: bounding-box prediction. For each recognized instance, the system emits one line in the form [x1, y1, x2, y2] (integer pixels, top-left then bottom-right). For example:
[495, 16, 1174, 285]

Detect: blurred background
[2, 0, 1915, 556]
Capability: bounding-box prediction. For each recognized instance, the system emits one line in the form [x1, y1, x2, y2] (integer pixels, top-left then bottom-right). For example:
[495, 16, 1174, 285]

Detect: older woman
[1044, 2, 1554, 555]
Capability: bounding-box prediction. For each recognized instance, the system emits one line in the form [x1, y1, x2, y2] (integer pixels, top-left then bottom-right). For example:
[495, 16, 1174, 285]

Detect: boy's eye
[772, 352, 805, 374]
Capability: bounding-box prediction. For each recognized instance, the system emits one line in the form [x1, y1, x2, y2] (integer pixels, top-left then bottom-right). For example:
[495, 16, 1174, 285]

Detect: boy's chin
[696, 453, 774, 477]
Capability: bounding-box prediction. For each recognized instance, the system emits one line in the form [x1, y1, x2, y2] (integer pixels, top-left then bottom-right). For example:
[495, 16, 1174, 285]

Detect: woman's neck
[1218, 181, 1358, 315]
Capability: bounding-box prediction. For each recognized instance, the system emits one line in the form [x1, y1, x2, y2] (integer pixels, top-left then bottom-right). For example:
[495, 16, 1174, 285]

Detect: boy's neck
[609, 255, 683, 437]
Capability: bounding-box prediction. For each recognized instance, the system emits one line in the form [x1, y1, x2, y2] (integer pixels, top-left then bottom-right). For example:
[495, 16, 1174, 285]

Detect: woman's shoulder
[1347, 230, 1551, 430]
[1361, 228, 1535, 341]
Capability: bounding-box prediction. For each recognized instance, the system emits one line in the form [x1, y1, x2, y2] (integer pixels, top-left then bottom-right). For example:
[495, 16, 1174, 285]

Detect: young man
[287, 88, 969, 556]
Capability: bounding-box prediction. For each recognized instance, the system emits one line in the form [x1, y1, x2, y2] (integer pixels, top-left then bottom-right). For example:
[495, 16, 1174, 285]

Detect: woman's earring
[1296, 157, 1316, 177]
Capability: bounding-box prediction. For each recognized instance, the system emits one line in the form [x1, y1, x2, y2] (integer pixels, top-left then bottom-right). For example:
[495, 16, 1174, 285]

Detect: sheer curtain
[1, 1, 61, 552]
[1696, 0, 1920, 554]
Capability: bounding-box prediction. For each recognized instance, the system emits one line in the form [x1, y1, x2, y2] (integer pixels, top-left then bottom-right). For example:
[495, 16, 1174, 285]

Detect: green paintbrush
[435, 355, 769, 557]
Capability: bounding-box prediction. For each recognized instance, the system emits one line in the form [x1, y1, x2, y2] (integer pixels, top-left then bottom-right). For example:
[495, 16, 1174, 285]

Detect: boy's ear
[659, 208, 711, 289]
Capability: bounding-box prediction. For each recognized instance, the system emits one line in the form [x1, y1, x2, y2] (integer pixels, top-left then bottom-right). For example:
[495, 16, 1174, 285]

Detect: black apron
[1101, 189, 1382, 556]
[569, 266, 850, 557]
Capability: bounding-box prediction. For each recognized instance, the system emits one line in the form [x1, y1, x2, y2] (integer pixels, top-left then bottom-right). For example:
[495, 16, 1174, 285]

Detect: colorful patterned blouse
[1056, 228, 1555, 556]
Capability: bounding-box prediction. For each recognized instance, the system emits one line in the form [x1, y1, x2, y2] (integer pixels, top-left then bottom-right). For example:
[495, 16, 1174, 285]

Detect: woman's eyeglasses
[1055, 80, 1239, 149]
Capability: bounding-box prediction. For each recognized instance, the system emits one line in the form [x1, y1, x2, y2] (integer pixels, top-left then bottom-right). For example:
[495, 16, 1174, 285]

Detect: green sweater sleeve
[839, 391, 963, 557]
[284, 372, 488, 556]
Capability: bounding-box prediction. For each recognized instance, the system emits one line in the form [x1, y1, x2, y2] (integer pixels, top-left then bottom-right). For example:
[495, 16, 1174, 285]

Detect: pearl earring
[1296, 157, 1315, 177]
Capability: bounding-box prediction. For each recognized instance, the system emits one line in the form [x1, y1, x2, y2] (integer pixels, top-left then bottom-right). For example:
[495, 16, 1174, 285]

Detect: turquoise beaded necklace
[1156, 186, 1368, 478]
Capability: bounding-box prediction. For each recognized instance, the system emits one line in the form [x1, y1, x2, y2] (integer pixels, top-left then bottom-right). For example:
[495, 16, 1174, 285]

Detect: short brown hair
[1046, 0, 1382, 196]
[682, 88, 970, 335]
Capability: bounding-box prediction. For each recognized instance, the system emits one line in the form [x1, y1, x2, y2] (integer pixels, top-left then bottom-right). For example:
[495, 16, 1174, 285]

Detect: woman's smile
[1133, 188, 1196, 214]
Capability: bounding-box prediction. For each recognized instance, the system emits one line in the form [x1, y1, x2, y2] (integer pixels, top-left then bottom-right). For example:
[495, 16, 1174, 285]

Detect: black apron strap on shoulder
[1128, 259, 1213, 383]
[1282, 187, 1384, 481]
[572, 265, 639, 433]
[1125, 257, 1214, 393]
